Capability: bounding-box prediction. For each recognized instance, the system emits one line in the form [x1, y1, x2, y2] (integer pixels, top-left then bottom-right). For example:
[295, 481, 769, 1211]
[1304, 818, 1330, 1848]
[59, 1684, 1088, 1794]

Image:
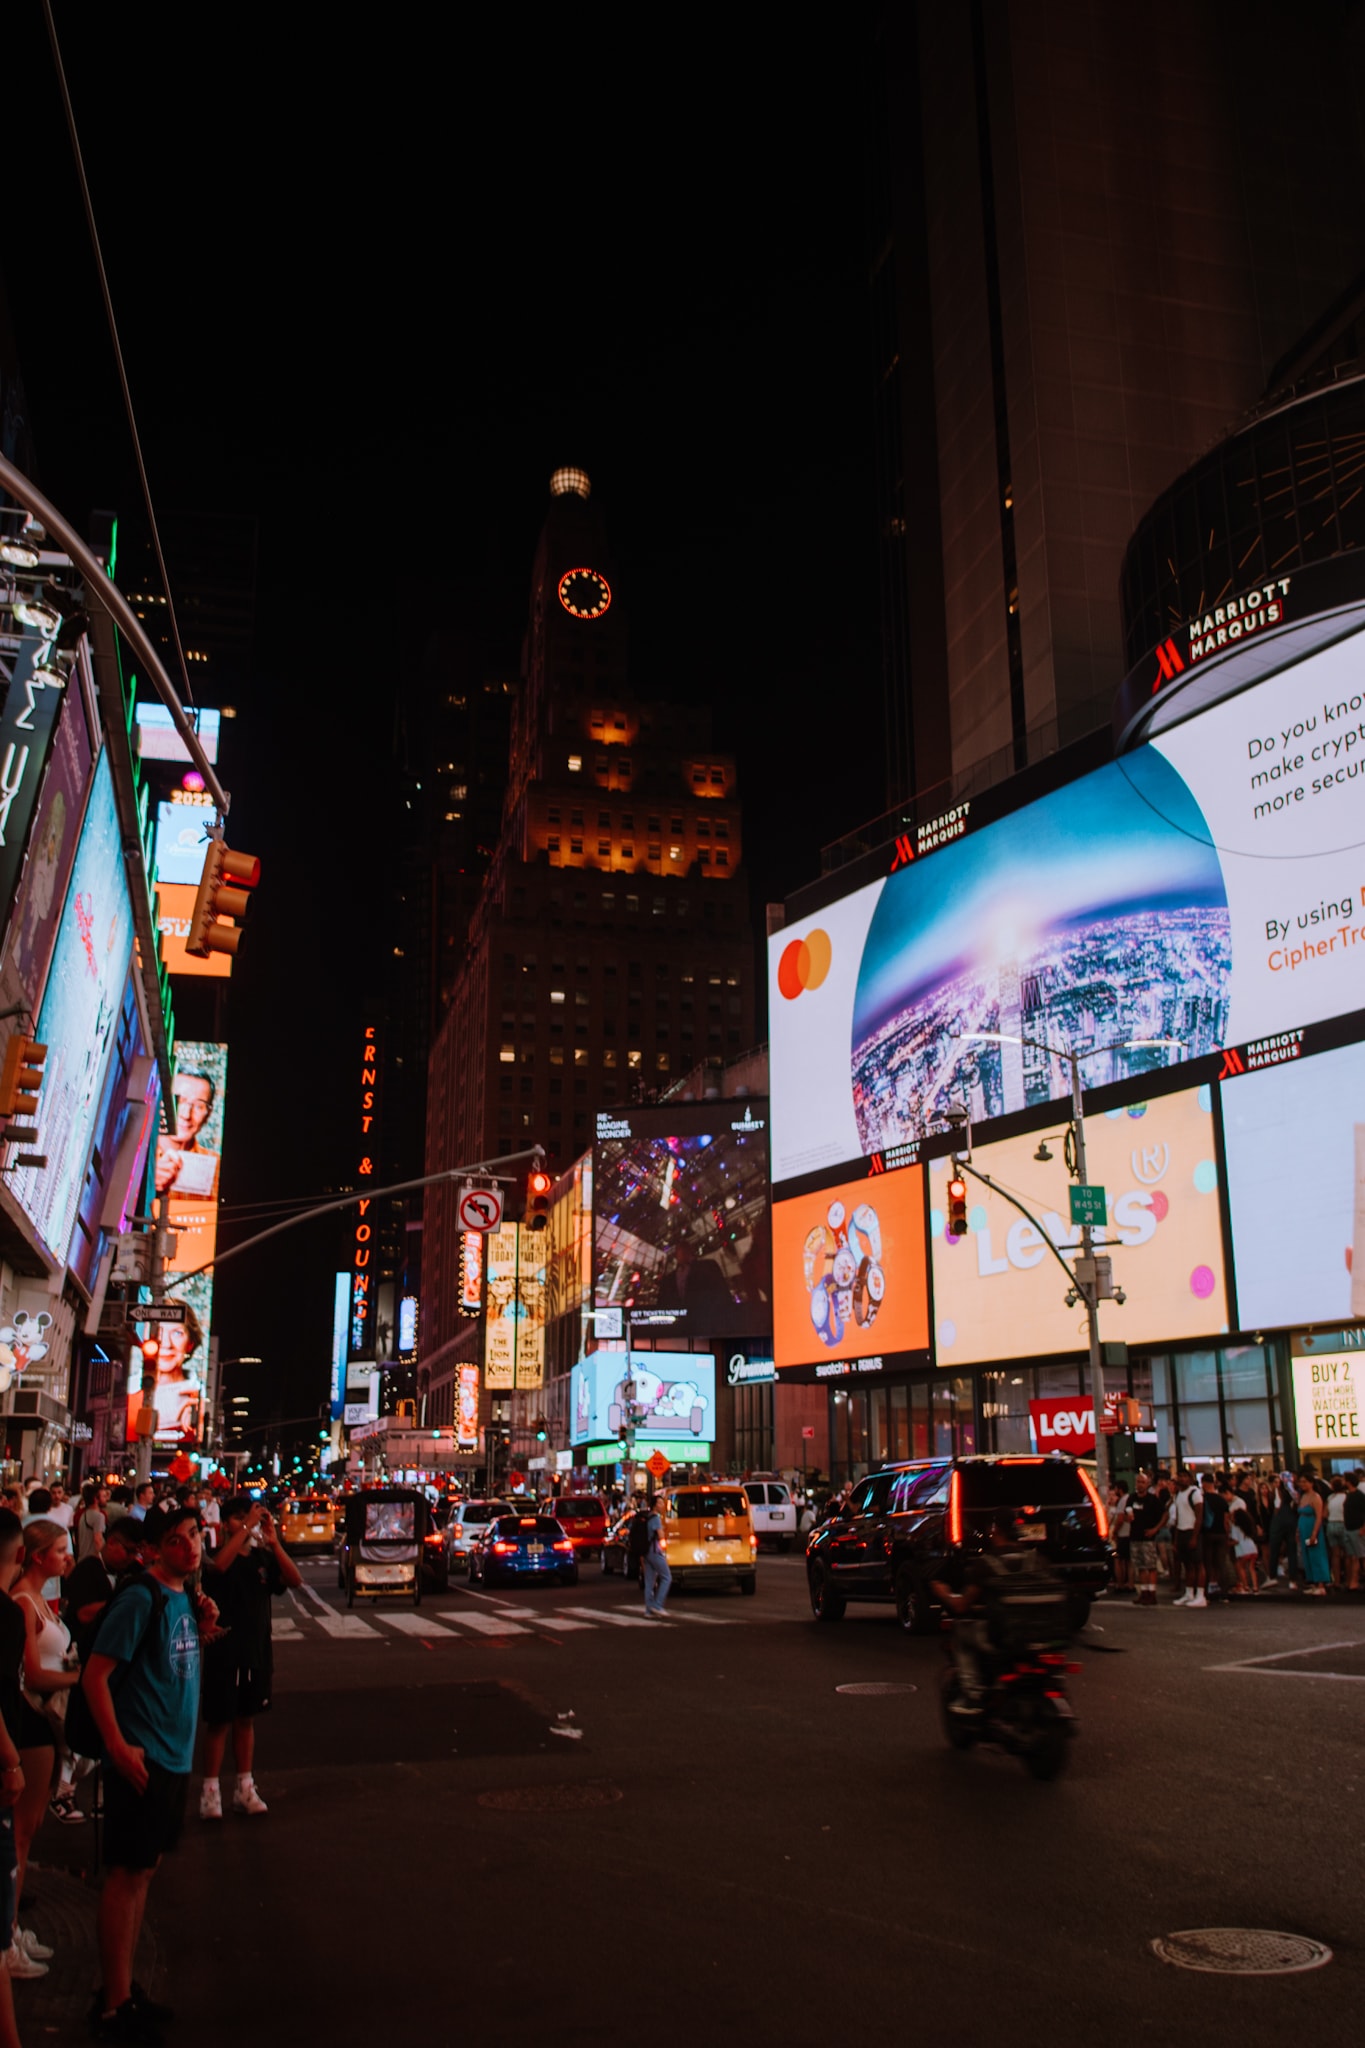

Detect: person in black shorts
[198, 1496, 301, 1819]
[83, 1503, 210, 2044]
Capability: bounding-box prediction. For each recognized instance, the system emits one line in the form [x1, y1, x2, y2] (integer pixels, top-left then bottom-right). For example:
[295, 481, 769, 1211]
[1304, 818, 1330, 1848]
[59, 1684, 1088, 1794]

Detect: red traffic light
[526, 1167, 552, 1231]
[946, 1167, 969, 1240]
[947, 1175, 966, 1202]
[139, 1335, 161, 1362]
[185, 839, 261, 960]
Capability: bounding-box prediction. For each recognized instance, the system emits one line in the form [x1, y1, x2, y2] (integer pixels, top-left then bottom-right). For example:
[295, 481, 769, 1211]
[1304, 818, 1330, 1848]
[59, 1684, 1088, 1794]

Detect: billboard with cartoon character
[569, 1351, 716, 1447]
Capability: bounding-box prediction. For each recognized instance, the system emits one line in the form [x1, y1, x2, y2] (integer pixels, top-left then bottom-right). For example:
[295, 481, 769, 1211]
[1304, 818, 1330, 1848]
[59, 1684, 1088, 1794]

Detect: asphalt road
[21, 1553, 1365, 2043]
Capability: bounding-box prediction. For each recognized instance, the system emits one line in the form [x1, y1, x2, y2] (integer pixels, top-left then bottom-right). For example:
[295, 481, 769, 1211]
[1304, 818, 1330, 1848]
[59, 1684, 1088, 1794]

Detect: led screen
[1222, 1040, 1365, 1331]
[770, 629, 1365, 1187]
[9, 752, 135, 1265]
[330, 1273, 350, 1420]
[134, 702, 220, 763]
[570, 1350, 716, 1446]
[593, 1101, 770, 1338]
[929, 1084, 1228, 1366]
[154, 800, 212, 886]
[772, 1165, 929, 1370]
[484, 1225, 545, 1390]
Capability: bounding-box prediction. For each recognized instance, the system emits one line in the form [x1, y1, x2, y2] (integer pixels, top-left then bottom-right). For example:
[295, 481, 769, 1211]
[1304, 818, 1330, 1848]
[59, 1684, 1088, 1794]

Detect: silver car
[443, 1499, 513, 1573]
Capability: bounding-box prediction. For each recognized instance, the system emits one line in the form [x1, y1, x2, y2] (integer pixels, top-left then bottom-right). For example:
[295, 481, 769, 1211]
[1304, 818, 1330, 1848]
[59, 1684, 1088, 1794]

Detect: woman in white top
[12, 1522, 79, 1910]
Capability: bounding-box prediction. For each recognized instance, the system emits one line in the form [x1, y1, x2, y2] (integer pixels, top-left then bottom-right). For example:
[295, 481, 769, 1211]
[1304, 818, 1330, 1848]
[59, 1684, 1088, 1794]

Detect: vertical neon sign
[351, 1021, 378, 1354]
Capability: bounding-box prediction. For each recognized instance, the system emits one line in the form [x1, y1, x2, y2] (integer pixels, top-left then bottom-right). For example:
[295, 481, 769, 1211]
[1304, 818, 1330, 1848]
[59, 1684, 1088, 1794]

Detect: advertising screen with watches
[772, 1165, 930, 1370]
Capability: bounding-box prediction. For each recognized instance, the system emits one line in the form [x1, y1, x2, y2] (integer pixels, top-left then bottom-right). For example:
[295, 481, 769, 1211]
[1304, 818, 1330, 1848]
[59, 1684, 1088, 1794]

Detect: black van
[805, 1455, 1113, 1633]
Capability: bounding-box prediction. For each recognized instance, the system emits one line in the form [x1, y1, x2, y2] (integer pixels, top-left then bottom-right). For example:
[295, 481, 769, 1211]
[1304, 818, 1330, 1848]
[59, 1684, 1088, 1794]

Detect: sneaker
[199, 1779, 223, 1820]
[232, 1778, 268, 1816]
[1172, 1591, 1191, 1606]
[89, 1997, 164, 2045]
[1187, 1591, 1208, 1608]
[15, 1927, 52, 1961]
[2, 1943, 47, 1978]
[48, 1789, 85, 1824]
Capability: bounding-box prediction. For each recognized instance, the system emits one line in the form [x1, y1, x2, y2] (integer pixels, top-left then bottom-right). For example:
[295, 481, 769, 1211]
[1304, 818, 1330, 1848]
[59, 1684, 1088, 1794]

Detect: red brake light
[424, 1533, 442, 1545]
[552, 1540, 573, 1553]
[1076, 1463, 1109, 1540]
[492, 1541, 517, 1555]
[948, 1469, 963, 1546]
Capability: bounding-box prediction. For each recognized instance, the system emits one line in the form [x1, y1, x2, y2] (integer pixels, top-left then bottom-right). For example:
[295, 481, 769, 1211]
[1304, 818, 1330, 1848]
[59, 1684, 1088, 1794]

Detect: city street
[19, 1554, 1364, 2041]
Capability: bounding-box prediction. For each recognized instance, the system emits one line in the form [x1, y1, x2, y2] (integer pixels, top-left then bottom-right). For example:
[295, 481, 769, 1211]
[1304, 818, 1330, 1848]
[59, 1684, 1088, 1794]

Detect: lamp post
[955, 1033, 1183, 1490]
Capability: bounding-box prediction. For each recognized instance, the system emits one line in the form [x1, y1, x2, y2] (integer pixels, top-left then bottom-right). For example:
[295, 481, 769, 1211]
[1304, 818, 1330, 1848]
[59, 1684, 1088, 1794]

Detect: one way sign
[457, 1184, 504, 1233]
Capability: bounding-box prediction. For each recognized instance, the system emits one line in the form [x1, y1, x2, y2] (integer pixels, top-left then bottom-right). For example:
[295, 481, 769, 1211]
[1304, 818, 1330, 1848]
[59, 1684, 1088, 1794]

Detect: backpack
[978, 1549, 1072, 1653]
[65, 1576, 170, 1764]
[627, 1511, 652, 1558]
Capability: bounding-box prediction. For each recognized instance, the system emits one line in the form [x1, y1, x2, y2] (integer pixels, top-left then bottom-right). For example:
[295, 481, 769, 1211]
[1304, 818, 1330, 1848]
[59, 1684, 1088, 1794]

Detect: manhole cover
[477, 1782, 623, 1812]
[1152, 1929, 1332, 1975]
[835, 1681, 917, 1695]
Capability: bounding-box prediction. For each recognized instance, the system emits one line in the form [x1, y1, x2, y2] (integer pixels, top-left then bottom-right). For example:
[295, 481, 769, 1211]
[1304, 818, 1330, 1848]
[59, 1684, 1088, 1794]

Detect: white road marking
[294, 1582, 332, 1613]
[313, 1612, 380, 1638]
[560, 1606, 667, 1628]
[1206, 1636, 1365, 1682]
[535, 1617, 596, 1631]
[436, 1611, 531, 1636]
[666, 1610, 733, 1625]
[376, 1611, 444, 1636]
[272, 1617, 301, 1638]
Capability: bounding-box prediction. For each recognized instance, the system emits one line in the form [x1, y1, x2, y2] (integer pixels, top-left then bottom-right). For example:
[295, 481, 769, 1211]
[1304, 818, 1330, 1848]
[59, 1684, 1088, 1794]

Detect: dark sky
[3, 6, 881, 1423]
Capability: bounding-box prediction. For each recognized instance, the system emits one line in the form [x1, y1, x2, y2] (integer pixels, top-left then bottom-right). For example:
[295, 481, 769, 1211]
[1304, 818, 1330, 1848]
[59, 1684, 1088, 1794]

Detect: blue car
[468, 1513, 579, 1588]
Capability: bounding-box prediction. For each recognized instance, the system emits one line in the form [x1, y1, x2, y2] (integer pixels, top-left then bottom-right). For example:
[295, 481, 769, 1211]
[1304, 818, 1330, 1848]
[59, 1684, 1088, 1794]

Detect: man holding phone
[198, 1496, 301, 1819]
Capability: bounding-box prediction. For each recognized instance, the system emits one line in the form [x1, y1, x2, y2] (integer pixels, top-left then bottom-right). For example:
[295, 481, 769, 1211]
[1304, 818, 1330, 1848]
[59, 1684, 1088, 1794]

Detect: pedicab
[337, 1487, 430, 1607]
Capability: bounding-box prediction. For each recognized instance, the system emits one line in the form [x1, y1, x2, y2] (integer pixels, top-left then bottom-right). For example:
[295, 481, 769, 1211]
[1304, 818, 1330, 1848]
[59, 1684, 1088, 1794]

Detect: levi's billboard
[929, 1085, 1228, 1365]
[769, 626, 1365, 1189]
[1029, 1396, 1095, 1455]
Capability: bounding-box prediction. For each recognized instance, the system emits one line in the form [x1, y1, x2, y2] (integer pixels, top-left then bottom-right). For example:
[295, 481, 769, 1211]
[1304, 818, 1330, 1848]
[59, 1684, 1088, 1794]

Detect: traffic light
[526, 1168, 552, 1231]
[946, 1166, 969, 1240]
[139, 1334, 161, 1365]
[534, 1415, 549, 1442]
[185, 838, 260, 960]
[0, 1036, 45, 1120]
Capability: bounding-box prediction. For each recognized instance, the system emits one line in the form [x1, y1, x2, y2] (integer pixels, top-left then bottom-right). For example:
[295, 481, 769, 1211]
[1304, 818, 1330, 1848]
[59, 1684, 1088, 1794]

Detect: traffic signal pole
[1066, 1052, 1110, 1495]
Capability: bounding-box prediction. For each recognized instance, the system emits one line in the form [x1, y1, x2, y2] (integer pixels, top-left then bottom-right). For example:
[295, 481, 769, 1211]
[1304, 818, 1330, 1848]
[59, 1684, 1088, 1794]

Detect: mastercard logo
[777, 928, 831, 1000]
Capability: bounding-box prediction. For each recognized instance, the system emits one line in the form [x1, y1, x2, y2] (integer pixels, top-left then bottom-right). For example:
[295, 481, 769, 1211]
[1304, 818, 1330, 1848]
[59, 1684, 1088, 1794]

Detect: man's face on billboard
[173, 1074, 212, 1142]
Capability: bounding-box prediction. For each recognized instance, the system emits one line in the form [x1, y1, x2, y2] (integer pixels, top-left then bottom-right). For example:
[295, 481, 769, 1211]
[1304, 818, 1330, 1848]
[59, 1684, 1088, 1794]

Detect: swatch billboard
[929, 1084, 1228, 1366]
[770, 628, 1365, 1188]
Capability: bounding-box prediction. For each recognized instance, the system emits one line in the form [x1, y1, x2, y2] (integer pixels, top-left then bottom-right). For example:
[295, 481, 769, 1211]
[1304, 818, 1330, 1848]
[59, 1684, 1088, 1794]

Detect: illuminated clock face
[557, 567, 612, 620]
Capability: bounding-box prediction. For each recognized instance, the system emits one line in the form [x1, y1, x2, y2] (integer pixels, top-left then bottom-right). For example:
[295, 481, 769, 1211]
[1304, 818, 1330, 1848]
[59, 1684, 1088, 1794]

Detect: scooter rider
[930, 1508, 1032, 1710]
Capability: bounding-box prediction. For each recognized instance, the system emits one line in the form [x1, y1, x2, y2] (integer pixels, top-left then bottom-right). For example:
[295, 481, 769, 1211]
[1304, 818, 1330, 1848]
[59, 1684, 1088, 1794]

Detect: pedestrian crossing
[273, 1591, 749, 1646]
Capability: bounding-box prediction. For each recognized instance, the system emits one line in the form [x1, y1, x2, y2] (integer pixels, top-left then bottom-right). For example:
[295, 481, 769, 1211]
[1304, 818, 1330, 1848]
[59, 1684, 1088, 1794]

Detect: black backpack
[65, 1577, 170, 1763]
[979, 1549, 1072, 1653]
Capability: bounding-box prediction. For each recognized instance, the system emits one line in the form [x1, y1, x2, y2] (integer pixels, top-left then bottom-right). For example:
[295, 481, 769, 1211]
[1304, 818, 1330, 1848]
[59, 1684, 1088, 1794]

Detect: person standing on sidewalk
[641, 1495, 672, 1618]
[1342, 1472, 1365, 1592]
[1170, 1469, 1206, 1608]
[198, 1498, 301, 1819]
[82, 1504, 207, 2044]
[1127, 1471, 1166, 1606]
[1297, 1471, 1329, 1596]
[0, 1507, 51, 1993]
[1199, 1472, 1235, 1601]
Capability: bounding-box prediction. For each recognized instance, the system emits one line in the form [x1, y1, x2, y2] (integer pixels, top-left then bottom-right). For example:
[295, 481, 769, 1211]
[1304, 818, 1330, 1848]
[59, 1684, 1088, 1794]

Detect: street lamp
[953, 1031, 1184, 1487]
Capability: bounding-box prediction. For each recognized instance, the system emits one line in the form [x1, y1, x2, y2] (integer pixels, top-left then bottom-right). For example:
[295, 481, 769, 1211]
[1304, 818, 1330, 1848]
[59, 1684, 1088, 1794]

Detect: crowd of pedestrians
[1106, 1464, 1365, 1607]
[0, 1472, 295, 2046]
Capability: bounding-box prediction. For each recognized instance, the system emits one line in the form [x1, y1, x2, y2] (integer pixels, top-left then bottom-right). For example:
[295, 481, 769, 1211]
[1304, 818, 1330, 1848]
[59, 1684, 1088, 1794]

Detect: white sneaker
[1172, 1591, 1191, 1606]
[232, 1778, 268, 1816]
[1187, 1591, 1208, 1608]
[15, 1928, 52, 1962]
[2, 1944, 47, 1978]
[199, 1779, 222, 1820]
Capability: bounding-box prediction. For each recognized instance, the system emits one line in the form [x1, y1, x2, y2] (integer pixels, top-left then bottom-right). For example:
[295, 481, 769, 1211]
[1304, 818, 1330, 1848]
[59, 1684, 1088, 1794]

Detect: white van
[744, 1479, 797, 1550]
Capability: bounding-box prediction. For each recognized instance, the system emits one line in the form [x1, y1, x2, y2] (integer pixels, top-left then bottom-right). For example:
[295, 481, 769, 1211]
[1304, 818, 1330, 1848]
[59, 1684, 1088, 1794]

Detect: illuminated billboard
[770, 628, 1365, 1187]
[156, 881, 233, 980]
[569, 1351, 716, 1447]
[593, 1101, 771, 1337]
[772, 1165, 929, 1371]
[9, 751, 135, 1265]
[330, 1273, 350, 1420]
[484, 1225, 545, 1390]
[929, 1084, 1228, 1365]
[1222, 1040, 1365, 1332]
[134, 702, 220, 763]
[129, 1042, 227, 1443]
[154, 798, 213, 886]
[3, 654, 94, 1017]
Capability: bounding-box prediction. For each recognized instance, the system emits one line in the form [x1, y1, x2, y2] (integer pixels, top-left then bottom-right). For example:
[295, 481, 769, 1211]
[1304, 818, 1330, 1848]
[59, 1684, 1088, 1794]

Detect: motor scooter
[939, 1637, 1080, 1781]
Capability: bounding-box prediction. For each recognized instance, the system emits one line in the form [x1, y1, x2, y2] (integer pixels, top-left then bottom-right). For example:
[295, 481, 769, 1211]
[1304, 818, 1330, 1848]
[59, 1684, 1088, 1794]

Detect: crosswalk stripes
[375, 1611, 445, 1636]
[437, 1610, 532, 1636]
[272, 1598, 753, 1644]
[559, 1606, 663, 1628]
[313, 1612, 381, 1639]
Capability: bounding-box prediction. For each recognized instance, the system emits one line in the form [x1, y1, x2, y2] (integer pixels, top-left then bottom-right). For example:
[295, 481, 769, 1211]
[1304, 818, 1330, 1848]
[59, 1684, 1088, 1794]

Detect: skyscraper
[421, 471, 755, 1369]
[870, 1, 1365, 814]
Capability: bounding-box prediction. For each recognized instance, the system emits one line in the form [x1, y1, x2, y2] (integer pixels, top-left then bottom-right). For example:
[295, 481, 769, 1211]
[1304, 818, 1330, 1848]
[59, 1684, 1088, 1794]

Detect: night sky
[3, 7, 879, 1422]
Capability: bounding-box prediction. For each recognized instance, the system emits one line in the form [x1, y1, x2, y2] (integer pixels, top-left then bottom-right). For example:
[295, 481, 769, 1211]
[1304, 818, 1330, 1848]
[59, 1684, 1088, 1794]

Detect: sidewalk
[9, 1850, 162, 2042]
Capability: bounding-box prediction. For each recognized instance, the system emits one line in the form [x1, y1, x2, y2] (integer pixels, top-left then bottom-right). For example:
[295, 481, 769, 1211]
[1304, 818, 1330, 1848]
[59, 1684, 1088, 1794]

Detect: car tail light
[749, 1534, 758, 1550]
[947, 1469, 963, 1546]
[424, 1533, 443, 1546]
[1076, 1464, 1109, 1540]
[553, 1540, 573, 1553]
[492, 1541, 517, 1555]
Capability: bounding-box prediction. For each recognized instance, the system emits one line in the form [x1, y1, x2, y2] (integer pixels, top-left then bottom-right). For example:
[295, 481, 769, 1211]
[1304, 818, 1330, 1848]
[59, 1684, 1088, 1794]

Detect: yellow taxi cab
[279, 1495, 338, 1552]
[657, 1483, 757, 1595]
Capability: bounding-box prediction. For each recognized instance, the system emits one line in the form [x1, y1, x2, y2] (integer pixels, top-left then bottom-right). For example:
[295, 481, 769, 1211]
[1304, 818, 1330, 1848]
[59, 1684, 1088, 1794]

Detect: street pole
[1067, 1054, 1109, 1493]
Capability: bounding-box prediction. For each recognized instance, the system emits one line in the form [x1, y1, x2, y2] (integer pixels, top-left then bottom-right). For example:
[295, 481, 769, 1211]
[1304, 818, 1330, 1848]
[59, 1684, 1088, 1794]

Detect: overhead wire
[42, 0, 196, 708]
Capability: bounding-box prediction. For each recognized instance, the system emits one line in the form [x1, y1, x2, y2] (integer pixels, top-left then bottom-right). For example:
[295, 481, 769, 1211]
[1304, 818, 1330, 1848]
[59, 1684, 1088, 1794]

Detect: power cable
[42, 0, 196, 707]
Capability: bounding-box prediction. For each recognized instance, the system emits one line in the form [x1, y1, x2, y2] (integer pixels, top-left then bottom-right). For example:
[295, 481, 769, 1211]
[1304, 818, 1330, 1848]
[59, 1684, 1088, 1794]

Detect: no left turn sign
[457, 1184, 504, 1233]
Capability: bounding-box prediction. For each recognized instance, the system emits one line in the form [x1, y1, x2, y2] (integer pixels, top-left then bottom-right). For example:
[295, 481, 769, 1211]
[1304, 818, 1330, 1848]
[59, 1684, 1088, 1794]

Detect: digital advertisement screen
[929, 1084, 1228, 1365]
[772, 1165, 929, 1370]
[570, 1350, 716, 1446]
[129, 1042, 227, 1443]
[154, 799, 212, 886]
[770, 630, 1365, 1187]
[156, 881, 233, 979]
[9, 751, 136, 1265]
[593, 1101, 771, 1337]
[484, 1225, 545, 1390]
[330, 1273, 349, 1420]
[134, 702, 220, 763]
[5, 674, 95, 1017]
[1222, 1040, 1365, 1332]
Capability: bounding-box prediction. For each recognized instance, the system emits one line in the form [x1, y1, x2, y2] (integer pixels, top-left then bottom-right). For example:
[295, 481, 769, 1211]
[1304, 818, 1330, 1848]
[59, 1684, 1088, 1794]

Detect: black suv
[805, 1455, 1112, 1633]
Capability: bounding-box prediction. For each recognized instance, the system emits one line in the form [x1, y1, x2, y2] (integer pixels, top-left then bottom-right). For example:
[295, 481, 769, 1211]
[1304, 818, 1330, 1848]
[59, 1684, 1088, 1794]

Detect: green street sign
[1069, 1184, 1107, 1227]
